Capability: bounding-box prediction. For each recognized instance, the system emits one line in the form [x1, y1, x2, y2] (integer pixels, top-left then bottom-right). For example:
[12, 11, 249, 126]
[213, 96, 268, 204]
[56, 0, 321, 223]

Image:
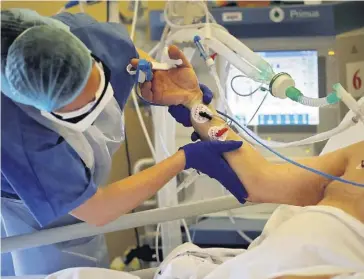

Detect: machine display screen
[226, 50, 319, 126]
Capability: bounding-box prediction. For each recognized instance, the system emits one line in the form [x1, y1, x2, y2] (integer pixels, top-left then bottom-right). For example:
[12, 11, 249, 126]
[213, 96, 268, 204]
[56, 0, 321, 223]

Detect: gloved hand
[169, 83, 213, 142]
[180, 140, 247, 203]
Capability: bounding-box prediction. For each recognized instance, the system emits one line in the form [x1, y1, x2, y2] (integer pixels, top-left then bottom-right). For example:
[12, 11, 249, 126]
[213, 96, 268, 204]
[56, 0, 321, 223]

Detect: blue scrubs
[1, 12, 138, 275]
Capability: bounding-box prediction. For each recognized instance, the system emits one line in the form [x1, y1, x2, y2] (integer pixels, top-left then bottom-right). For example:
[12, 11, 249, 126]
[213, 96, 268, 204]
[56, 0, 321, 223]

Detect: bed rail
[2, 196, 246, 253]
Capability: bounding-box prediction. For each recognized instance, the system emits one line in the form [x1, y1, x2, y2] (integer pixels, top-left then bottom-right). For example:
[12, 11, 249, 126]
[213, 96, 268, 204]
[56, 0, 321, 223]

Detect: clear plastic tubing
[296, 95, 332, 107]
[285, 86, 340, 108]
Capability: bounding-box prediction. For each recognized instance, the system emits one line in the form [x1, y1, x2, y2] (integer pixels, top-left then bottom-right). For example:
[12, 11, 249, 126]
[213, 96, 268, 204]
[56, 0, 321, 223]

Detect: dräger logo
[290, 9, 320, 19]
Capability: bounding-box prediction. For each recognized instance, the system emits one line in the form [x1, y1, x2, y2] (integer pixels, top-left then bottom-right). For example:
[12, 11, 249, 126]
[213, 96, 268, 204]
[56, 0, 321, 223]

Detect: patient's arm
[186, 89, 354, 206]
[132, 46, 358, 206]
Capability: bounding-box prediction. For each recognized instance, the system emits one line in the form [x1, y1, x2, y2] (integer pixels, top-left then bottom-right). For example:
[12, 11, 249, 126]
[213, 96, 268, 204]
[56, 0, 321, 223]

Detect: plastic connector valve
[136, 60, 153, 83]
[194, 35, 215, 68]
[127, 57, 183, 84]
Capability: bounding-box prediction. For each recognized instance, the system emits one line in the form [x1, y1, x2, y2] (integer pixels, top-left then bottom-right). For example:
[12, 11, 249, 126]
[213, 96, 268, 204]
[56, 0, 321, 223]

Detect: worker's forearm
[72, 151, 185, 226]
[186, 96, 271, 202]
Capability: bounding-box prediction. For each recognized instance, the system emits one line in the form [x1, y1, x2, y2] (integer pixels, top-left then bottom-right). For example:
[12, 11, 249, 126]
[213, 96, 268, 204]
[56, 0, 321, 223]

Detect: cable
[177, 170, 201, 194]
[130, 0, 139, 41]
[227, 212, 253, 243]
[230, 75, 264, 97]
[155, 223, 161, 263]
[124, 126, 141, 248]
[247, 92, 269, 125]
[181, 219, 192, 243]
[217, 110, 364, 188]
[149, 43, 162, 59]
[56, 7, 65, 14]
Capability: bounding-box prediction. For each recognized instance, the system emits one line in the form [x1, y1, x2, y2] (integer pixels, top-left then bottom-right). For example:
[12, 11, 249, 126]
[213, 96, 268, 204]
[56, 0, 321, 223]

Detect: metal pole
[1, 196, 243, 253]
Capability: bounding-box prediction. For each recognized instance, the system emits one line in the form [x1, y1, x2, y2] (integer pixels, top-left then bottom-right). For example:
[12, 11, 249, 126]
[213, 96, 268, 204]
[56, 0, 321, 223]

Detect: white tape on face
[191, 104, 213, 124]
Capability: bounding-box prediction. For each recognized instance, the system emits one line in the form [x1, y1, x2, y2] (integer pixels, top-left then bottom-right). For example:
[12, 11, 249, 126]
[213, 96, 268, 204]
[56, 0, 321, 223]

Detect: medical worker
[0, 9, 244, 275]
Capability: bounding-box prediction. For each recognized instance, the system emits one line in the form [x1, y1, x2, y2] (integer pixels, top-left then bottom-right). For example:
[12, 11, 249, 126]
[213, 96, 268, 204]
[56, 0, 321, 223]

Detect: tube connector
[194, 35, 209, 60]
[326, 92, 340, 104]
[194, 35, 214, 67]
[334, 83, 364, 123]
[269, 73, 295, 99]
[286, 86, 303, 102]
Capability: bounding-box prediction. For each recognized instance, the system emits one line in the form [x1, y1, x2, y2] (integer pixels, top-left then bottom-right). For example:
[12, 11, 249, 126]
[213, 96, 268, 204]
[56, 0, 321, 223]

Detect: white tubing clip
[160, 46, 183, 68]
[126, 59, 182, 84]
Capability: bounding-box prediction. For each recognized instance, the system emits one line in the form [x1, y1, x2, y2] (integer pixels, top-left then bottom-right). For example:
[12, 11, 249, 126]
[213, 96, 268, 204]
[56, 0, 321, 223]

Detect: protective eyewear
[41, 60, 113, 132]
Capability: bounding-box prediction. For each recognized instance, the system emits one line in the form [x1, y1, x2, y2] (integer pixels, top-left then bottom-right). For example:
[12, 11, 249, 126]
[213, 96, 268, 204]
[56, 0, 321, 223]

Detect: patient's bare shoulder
[319, 141, 364, 222]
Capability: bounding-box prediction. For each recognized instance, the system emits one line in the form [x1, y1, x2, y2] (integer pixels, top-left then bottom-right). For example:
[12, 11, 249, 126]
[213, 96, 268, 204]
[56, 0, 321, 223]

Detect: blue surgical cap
[1, 9, 92, 112]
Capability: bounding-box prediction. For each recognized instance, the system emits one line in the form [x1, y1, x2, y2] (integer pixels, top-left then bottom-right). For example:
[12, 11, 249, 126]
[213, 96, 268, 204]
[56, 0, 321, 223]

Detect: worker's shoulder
[53, 12, 133, 56]
[1, 94, 59, 146]
[52, 12, 98, 30]
[53, 12, 128, 36]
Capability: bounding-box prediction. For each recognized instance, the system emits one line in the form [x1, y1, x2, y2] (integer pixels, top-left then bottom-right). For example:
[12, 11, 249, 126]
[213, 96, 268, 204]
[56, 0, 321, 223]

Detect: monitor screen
[226, 50, 319, 126]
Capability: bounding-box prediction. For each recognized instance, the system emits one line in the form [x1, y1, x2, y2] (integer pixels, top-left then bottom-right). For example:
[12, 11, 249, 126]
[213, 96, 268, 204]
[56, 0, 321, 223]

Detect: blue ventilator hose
[217, 110, 364, 188]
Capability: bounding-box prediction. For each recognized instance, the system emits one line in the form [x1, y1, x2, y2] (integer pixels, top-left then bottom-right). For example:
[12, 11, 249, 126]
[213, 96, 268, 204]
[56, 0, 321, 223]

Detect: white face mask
[41, 62, 114, 132]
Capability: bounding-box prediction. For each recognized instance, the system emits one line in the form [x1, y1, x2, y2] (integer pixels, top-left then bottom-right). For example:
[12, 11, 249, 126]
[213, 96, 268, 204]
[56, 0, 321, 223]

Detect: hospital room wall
[1, 0, 155, 263]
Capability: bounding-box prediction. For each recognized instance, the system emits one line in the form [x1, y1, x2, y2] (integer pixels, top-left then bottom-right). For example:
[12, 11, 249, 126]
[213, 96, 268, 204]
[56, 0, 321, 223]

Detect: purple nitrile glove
[168, 83, 213, 141]
[180, 140, 247, 203]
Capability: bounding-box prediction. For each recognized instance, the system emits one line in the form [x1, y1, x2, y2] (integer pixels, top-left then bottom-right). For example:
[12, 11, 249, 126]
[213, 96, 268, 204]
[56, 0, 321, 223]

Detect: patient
[130, 46, 364, 279]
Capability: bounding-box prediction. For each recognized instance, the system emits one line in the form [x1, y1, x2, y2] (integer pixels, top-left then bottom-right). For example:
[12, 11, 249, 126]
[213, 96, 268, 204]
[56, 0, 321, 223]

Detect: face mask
[41, 62, 114, 132]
